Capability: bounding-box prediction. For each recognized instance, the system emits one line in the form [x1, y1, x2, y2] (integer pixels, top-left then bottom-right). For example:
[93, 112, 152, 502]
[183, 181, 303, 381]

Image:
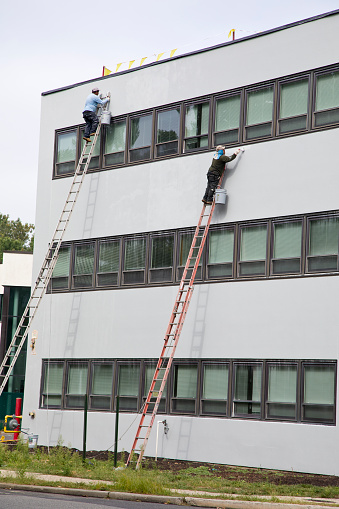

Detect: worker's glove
[107, 92, 111, 98]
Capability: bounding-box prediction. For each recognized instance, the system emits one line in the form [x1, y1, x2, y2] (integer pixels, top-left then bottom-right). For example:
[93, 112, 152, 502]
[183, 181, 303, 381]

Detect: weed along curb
[0, 483, 338, 509]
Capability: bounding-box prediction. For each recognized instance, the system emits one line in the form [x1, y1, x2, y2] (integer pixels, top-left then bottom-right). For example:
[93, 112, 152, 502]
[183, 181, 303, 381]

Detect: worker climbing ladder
[126, 182, 224, 469]
[0, 102, 110, 398]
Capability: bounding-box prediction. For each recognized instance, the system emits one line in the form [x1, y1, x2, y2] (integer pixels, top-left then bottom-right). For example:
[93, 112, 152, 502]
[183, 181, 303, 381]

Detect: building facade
[22, 10, 339, 474]
[0, 252, 33, 418]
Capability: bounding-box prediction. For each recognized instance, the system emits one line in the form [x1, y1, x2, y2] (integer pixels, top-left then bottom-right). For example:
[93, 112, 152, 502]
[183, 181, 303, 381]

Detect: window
[214, 94, 241, 145]
[143, 362, 167, 413]
[97, 240, 120, 287]
[314, 70, 339, 127]
[104, 120, 126, 166]
[177, 231, 202, 280]
[245, 86, 274, 140]
[171, 364, 198, 414]
[271, 221, 302, 274]
[123, 237, 146, 285]
[149, 234, 174, 283]
[51, 246, 71, 290]
[72, 243, 95, 288]
[238, 224, 267, 276]
[233, 363, 262, 417]
[55, 130, 77, 175]
[266, 363, 297, 420]
[129, 114, 153, 162]
[89, 362, 114, 410]
[207, 228, 234, 278]
[65, 362, 88, 408]
[278, 78, 309, 134]
[156, 107, 180, 157]
[307, 216, 339, 272]
[184, 102, 209, 152]
[302, 364, 336, 423]
[41, 362, 64, 408]
[81, 130, 101, 169]
[201, 363, 229, 415]
[117, 363, 140, 411]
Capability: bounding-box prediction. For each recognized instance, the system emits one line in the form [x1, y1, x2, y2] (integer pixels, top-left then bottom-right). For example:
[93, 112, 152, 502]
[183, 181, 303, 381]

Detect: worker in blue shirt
[82, 87, 110, 142]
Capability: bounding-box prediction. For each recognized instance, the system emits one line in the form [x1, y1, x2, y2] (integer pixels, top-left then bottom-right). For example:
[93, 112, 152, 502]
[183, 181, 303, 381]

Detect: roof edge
[42, 9, 339, 97]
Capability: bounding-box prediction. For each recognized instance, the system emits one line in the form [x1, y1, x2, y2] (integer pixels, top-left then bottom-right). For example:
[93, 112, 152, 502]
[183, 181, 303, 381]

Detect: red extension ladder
[126, 182, 223, 469]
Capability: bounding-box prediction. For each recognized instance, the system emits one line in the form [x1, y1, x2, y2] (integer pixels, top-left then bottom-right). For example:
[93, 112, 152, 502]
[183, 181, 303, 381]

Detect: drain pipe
[155, 419, 169, 462]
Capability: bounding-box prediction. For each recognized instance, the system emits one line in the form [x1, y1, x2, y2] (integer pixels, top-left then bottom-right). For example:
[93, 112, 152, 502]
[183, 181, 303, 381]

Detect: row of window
[41, 359, 336, 424]
[50, 211, 339, 292]
[54, 64, 339, 176]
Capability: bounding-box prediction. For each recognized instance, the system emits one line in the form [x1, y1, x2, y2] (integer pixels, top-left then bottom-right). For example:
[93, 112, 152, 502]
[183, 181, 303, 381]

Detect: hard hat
[92, 87, 99, 93]
[216, 145, 225, 151]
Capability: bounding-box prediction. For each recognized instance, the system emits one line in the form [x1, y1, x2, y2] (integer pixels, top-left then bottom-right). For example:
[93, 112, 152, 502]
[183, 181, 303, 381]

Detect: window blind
[98, 241, 120, 273]
[316, 71, 339, 111]
[280, 80, 308, 118]
[247, 87, 274, 125]
[124, 238, 146, 270]
[151, 235, 174, 268]
[209, 229, 234, 264]
[268, 365, 297, 403]
[309, 218, 339, 256]
[203, 364, 228, 400]
[215, 95, 241, 131]
[240, 226, 267, 261]
[92, 364, 113, 395]
[273, 222, 302, 258]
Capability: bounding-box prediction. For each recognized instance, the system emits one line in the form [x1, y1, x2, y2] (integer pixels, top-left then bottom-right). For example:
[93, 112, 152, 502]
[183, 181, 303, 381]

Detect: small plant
[12, 439, 30, 479]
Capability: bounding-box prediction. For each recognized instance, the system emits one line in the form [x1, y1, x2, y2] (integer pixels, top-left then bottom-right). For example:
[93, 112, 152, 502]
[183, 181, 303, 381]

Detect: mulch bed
[85, 451, 339, 487]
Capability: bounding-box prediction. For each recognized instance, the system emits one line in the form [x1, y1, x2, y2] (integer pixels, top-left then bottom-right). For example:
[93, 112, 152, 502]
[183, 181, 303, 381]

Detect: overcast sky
[1, 0, 338, 225]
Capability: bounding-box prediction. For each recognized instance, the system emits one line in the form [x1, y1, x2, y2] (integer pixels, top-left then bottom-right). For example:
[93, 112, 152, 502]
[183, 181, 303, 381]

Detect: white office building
[22, 9, 339, 475]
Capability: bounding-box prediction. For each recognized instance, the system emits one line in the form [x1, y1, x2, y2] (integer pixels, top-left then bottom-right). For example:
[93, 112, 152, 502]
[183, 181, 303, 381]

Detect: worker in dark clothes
[82, 88, 110, 143]
[202, 145, 241, 204]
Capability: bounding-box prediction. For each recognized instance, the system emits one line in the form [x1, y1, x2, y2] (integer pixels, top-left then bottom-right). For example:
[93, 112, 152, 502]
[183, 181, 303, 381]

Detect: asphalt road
[0, 489, 197, 509]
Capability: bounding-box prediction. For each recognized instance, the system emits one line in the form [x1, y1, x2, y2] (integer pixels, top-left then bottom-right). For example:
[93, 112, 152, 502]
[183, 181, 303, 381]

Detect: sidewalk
[0, 469, 338, 508]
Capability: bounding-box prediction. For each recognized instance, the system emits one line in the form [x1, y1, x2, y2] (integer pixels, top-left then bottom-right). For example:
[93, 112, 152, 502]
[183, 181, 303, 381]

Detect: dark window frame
[270, 218, 304, 276]
[301, 361, 336, 424]
[40, 360, 66, 409]
[88, 360, 115, 411]
[237, 222, 269, 278]
[170, 360, 200, 415]
[305, 214, 339, 273]
[265, 361, 299, 422]
[183, 99, 211, 153]
[71, 240, 96, 289]
[244, 83, 276, 141]
[103, 116, 128, 168]
[128, 111, 154, 163]
[312, 67, 339, 129]
[122, 234, 148, 286]
[232, 361, 264, 419]
[96, 238, 122, 288]
[206, 225, 236, 280]
[64, 360, 89, 409]
[148, 231, 176, 284]
[277, 75, 311, 135]
[200, 361, 230, 416]
[213, 90, 243, 147]
[116, 361, 142, 412]
[54, 127, 79, 177]
[155, 105, 182, 159]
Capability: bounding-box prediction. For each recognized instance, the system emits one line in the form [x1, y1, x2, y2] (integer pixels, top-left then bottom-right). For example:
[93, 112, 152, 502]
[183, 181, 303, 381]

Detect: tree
[0, 214, 34, 262]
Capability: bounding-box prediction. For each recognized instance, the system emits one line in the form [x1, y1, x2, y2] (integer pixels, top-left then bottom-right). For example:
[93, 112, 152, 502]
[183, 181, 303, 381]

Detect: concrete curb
[184, 497, 339, 508]
[0, 481, 338, 508]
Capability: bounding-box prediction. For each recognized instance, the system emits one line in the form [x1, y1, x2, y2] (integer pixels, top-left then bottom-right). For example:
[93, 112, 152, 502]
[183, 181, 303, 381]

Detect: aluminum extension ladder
[126, 181, 223, 469]
[0, 113, 105, 398]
